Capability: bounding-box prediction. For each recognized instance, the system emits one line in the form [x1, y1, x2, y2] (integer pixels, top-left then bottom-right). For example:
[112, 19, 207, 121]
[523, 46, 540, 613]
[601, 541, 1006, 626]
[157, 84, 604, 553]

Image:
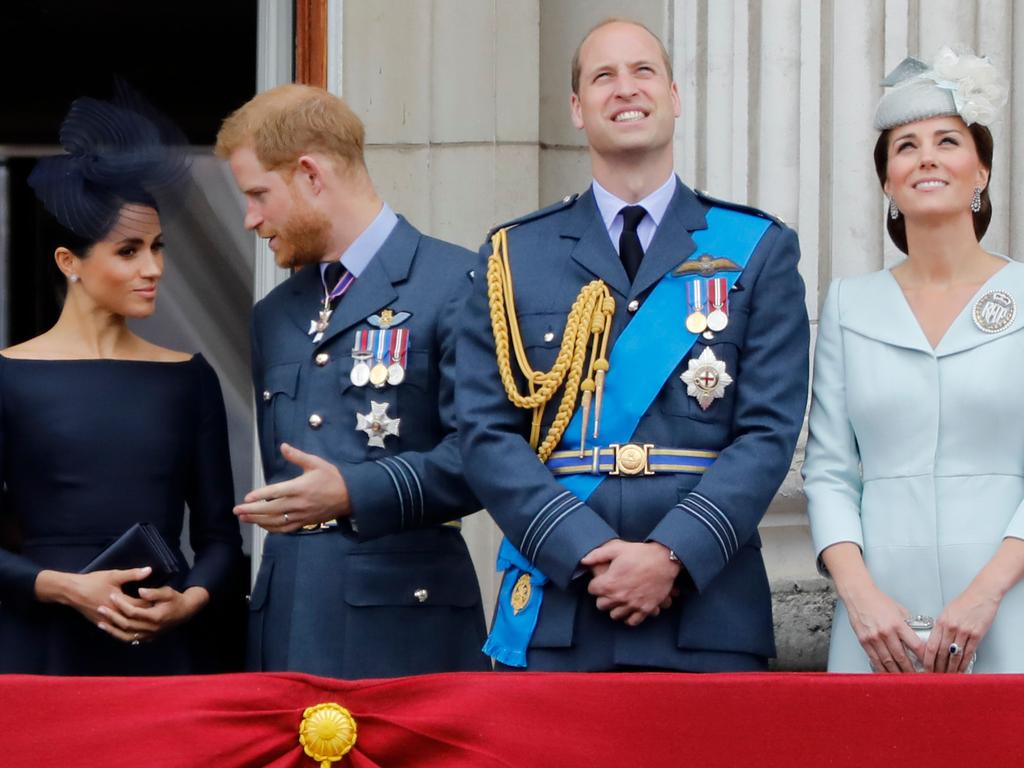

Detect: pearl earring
[69, 274, 79, 283]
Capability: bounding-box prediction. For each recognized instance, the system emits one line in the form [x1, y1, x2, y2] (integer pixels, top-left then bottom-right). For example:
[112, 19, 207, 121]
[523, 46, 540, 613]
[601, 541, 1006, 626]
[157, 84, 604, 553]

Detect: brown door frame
[294, 0, 328, 87]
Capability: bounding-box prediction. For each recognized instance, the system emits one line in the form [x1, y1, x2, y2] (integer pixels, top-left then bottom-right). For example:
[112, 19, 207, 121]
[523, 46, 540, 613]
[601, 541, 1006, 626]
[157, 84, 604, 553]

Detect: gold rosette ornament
[299, 703, 357, 767]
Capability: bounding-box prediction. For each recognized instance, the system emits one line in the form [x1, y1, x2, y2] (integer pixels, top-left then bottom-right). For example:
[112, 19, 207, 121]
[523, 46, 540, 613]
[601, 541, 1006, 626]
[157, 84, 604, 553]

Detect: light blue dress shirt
[319, 202, 399, 285]
[591, 173, 676, 254]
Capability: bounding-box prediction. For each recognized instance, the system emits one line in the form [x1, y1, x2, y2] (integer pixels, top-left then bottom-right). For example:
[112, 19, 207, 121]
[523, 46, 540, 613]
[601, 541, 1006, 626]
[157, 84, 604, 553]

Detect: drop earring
[971, 187, 982, 214]
[888, 195, 900, 220]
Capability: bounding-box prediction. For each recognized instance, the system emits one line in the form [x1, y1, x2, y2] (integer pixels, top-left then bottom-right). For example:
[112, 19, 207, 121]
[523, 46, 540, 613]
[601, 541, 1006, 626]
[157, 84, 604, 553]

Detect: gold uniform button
[413, 588, 429, 603]
[314, 352, 329, 366]
[262, 390, 272, 402]
[627, 299, 640, 313]
[308, 414, 323, 429]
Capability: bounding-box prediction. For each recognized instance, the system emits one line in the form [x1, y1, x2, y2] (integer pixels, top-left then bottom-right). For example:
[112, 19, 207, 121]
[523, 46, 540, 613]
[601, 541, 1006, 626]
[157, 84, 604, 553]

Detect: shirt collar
[591, 173, 677, 230]
[320, 201, 398, 280]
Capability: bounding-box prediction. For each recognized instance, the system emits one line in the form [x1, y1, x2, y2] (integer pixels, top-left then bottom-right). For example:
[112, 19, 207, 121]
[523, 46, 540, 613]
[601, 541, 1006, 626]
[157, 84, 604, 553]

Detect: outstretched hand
[234, 442, 350, 532]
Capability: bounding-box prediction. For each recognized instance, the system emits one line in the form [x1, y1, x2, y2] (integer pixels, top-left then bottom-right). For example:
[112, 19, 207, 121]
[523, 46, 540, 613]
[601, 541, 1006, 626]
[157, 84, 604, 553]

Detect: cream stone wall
[306, 0, 1024, 619]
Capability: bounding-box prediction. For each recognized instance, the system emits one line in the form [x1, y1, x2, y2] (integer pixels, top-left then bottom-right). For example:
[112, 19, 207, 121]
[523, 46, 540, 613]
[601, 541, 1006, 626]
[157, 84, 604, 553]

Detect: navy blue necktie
[619, 205, 646, 283]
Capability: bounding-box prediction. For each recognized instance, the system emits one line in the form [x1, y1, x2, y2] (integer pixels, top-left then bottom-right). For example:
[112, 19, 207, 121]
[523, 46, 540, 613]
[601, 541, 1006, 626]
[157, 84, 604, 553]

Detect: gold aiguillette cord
[487, 227, 615, 462]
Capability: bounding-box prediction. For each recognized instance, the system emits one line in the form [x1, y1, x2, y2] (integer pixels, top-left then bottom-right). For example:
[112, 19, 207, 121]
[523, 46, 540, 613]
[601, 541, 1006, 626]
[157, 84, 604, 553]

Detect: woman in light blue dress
[803, 48, 1024, 673]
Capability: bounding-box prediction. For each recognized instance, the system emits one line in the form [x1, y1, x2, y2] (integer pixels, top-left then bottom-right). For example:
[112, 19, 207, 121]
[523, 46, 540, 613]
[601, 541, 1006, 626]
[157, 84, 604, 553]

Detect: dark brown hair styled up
[873, 123, 994, 254]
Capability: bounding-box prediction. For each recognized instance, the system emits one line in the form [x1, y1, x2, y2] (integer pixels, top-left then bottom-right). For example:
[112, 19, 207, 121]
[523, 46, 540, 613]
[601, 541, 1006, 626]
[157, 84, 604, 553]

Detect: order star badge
[680, 347, 733, 411]
[355, 401, 400, 448]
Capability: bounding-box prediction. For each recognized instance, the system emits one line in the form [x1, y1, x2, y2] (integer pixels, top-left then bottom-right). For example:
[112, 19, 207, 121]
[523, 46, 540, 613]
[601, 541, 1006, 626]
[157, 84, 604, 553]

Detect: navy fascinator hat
[28, 83, 191, 242]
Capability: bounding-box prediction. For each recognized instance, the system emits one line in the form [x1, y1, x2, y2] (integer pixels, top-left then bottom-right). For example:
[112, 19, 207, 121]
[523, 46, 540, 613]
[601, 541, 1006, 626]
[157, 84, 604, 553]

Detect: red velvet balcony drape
[2, 672, 1020, 767]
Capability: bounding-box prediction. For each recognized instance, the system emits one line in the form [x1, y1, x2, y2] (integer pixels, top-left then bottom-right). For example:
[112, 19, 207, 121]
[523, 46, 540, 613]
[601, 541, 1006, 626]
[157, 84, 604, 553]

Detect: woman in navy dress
[0, 94, 241, 675]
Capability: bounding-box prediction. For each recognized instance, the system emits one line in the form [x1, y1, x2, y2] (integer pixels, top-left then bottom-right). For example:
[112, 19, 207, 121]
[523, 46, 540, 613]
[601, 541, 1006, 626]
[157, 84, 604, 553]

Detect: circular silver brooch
[973, 290, 1016, 334]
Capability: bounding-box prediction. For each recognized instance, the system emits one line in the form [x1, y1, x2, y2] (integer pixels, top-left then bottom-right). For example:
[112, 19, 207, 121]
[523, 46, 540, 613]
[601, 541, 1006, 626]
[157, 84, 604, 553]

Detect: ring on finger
[283, 512, 290, 524]
[949, 642, 962, 656]
[131, 632, 141, 647]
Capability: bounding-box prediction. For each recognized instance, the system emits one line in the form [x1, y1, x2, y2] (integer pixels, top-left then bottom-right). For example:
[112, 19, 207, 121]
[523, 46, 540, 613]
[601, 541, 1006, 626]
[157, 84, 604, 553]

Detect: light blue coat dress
[804, 259, 1024, 672]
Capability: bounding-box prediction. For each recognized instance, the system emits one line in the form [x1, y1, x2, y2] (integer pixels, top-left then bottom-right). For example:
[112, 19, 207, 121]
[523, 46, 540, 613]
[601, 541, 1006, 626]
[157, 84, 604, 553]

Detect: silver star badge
[680, 347, 733, 411]
[355, 401, 401, 448]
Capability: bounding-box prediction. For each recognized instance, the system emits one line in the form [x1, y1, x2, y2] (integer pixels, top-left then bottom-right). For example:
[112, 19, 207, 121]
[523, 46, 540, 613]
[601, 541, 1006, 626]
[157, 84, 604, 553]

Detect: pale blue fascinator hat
[874, 46, 1008, 131]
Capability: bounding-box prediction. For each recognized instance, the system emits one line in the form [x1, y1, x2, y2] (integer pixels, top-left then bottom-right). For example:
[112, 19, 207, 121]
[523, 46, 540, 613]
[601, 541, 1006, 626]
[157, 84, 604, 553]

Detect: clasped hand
[234, 442, 350, 532]
[581, 540, 681, 626]
[49, 567, 209, 644]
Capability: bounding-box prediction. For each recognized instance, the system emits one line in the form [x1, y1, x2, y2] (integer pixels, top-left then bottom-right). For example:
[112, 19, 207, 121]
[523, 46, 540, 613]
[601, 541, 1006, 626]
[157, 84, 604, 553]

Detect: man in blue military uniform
[216, 84, 488, 678]
[457, 18, 809, 671]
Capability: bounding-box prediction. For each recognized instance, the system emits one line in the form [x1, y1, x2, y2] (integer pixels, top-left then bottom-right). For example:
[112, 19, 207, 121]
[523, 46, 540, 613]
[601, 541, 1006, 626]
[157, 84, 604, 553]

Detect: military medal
[350, 358, 371, 387]
[369, 363, 389, 388]
[706, 277, 729, 332]
[309, 265, 355, 343]
[685, 279, 708, 334]
[355, 401, 401, 448]
[387, 327, 408, 386]
[973, 290, 1016, 334]
[681, 347, 733, 410]
[370, 329, 390, 388]
[350, 331, 372, 387]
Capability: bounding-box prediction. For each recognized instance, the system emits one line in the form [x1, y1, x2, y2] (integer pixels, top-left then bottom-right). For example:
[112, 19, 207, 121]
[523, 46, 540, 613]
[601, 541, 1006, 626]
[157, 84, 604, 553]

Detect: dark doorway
[1, 0, 259, 343]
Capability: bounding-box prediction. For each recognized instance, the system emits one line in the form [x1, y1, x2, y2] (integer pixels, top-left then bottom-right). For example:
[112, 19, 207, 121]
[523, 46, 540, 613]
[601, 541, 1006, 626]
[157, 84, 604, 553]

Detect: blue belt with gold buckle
[545, 444, 718, 477]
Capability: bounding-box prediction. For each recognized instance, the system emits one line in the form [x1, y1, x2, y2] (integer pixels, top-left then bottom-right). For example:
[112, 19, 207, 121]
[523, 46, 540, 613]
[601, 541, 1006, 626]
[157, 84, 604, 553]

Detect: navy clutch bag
[80, 523, 180, 597]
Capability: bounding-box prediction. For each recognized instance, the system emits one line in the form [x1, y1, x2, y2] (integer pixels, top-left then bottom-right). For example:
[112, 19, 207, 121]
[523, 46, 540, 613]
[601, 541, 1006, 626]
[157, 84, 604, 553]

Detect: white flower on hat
[925, 45, 1008, 126]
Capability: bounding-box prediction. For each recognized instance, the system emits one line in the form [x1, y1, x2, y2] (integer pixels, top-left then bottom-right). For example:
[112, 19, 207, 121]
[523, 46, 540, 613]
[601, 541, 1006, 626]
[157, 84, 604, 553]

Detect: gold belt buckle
[609, 443, 655, 476]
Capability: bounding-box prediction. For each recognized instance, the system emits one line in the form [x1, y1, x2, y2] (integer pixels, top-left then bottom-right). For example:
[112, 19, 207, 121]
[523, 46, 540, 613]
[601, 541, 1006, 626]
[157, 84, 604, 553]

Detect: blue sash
[484, 207, 772, 666]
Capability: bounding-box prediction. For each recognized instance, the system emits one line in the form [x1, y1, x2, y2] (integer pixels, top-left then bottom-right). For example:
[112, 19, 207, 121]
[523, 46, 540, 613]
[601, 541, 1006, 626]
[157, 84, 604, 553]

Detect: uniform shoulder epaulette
[694, 189, 787, 228]
[486, 193, 580, 239]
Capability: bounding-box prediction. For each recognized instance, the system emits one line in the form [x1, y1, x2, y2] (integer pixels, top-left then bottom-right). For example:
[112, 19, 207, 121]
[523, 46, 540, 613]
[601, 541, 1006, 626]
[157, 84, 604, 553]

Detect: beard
[271, 199, 333, 269]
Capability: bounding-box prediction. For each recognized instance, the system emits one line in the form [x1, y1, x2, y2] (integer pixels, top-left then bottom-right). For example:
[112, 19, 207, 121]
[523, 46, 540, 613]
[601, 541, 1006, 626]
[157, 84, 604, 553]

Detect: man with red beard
[216, 85, 488, 677]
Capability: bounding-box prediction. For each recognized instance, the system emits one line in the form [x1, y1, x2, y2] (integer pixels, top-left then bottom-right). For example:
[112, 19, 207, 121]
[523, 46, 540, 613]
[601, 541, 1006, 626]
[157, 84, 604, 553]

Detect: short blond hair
[570, 17, 673, 95]
[215, 84, 365, 171]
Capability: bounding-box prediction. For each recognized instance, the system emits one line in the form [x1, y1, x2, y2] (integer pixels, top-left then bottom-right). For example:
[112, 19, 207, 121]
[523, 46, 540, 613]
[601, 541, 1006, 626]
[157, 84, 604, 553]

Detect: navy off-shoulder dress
[0, 354, 241, 675]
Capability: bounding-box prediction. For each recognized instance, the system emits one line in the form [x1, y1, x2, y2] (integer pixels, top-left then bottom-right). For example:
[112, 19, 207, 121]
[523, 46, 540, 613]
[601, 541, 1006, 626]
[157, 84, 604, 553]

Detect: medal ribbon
[327, 269, 355, 303]
[687, 278, 705, 315]
[709, 277, 728, 312]
[486, 206, 773, 668]
[374, 329, 389, 365]
[390, 328, 408, 366]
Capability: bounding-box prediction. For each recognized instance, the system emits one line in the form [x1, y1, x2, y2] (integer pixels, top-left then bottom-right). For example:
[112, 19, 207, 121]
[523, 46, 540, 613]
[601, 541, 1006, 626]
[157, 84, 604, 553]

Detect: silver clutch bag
[905, 615, 976, 673]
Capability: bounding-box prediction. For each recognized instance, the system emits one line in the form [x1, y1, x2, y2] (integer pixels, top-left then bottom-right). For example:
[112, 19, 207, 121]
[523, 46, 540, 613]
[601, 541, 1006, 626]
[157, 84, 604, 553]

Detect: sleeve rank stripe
[520, 490, 571, 558]
[375, 458, 407, 529]
[390, 455, 425, 525]
[688, 492, 738, 554]
[680, 496, 734, 558]
[676, 502, 730, 563]
[528, 501, 583, 561]
[379, 457, 417, 526]
[522, 493, 578, 562]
